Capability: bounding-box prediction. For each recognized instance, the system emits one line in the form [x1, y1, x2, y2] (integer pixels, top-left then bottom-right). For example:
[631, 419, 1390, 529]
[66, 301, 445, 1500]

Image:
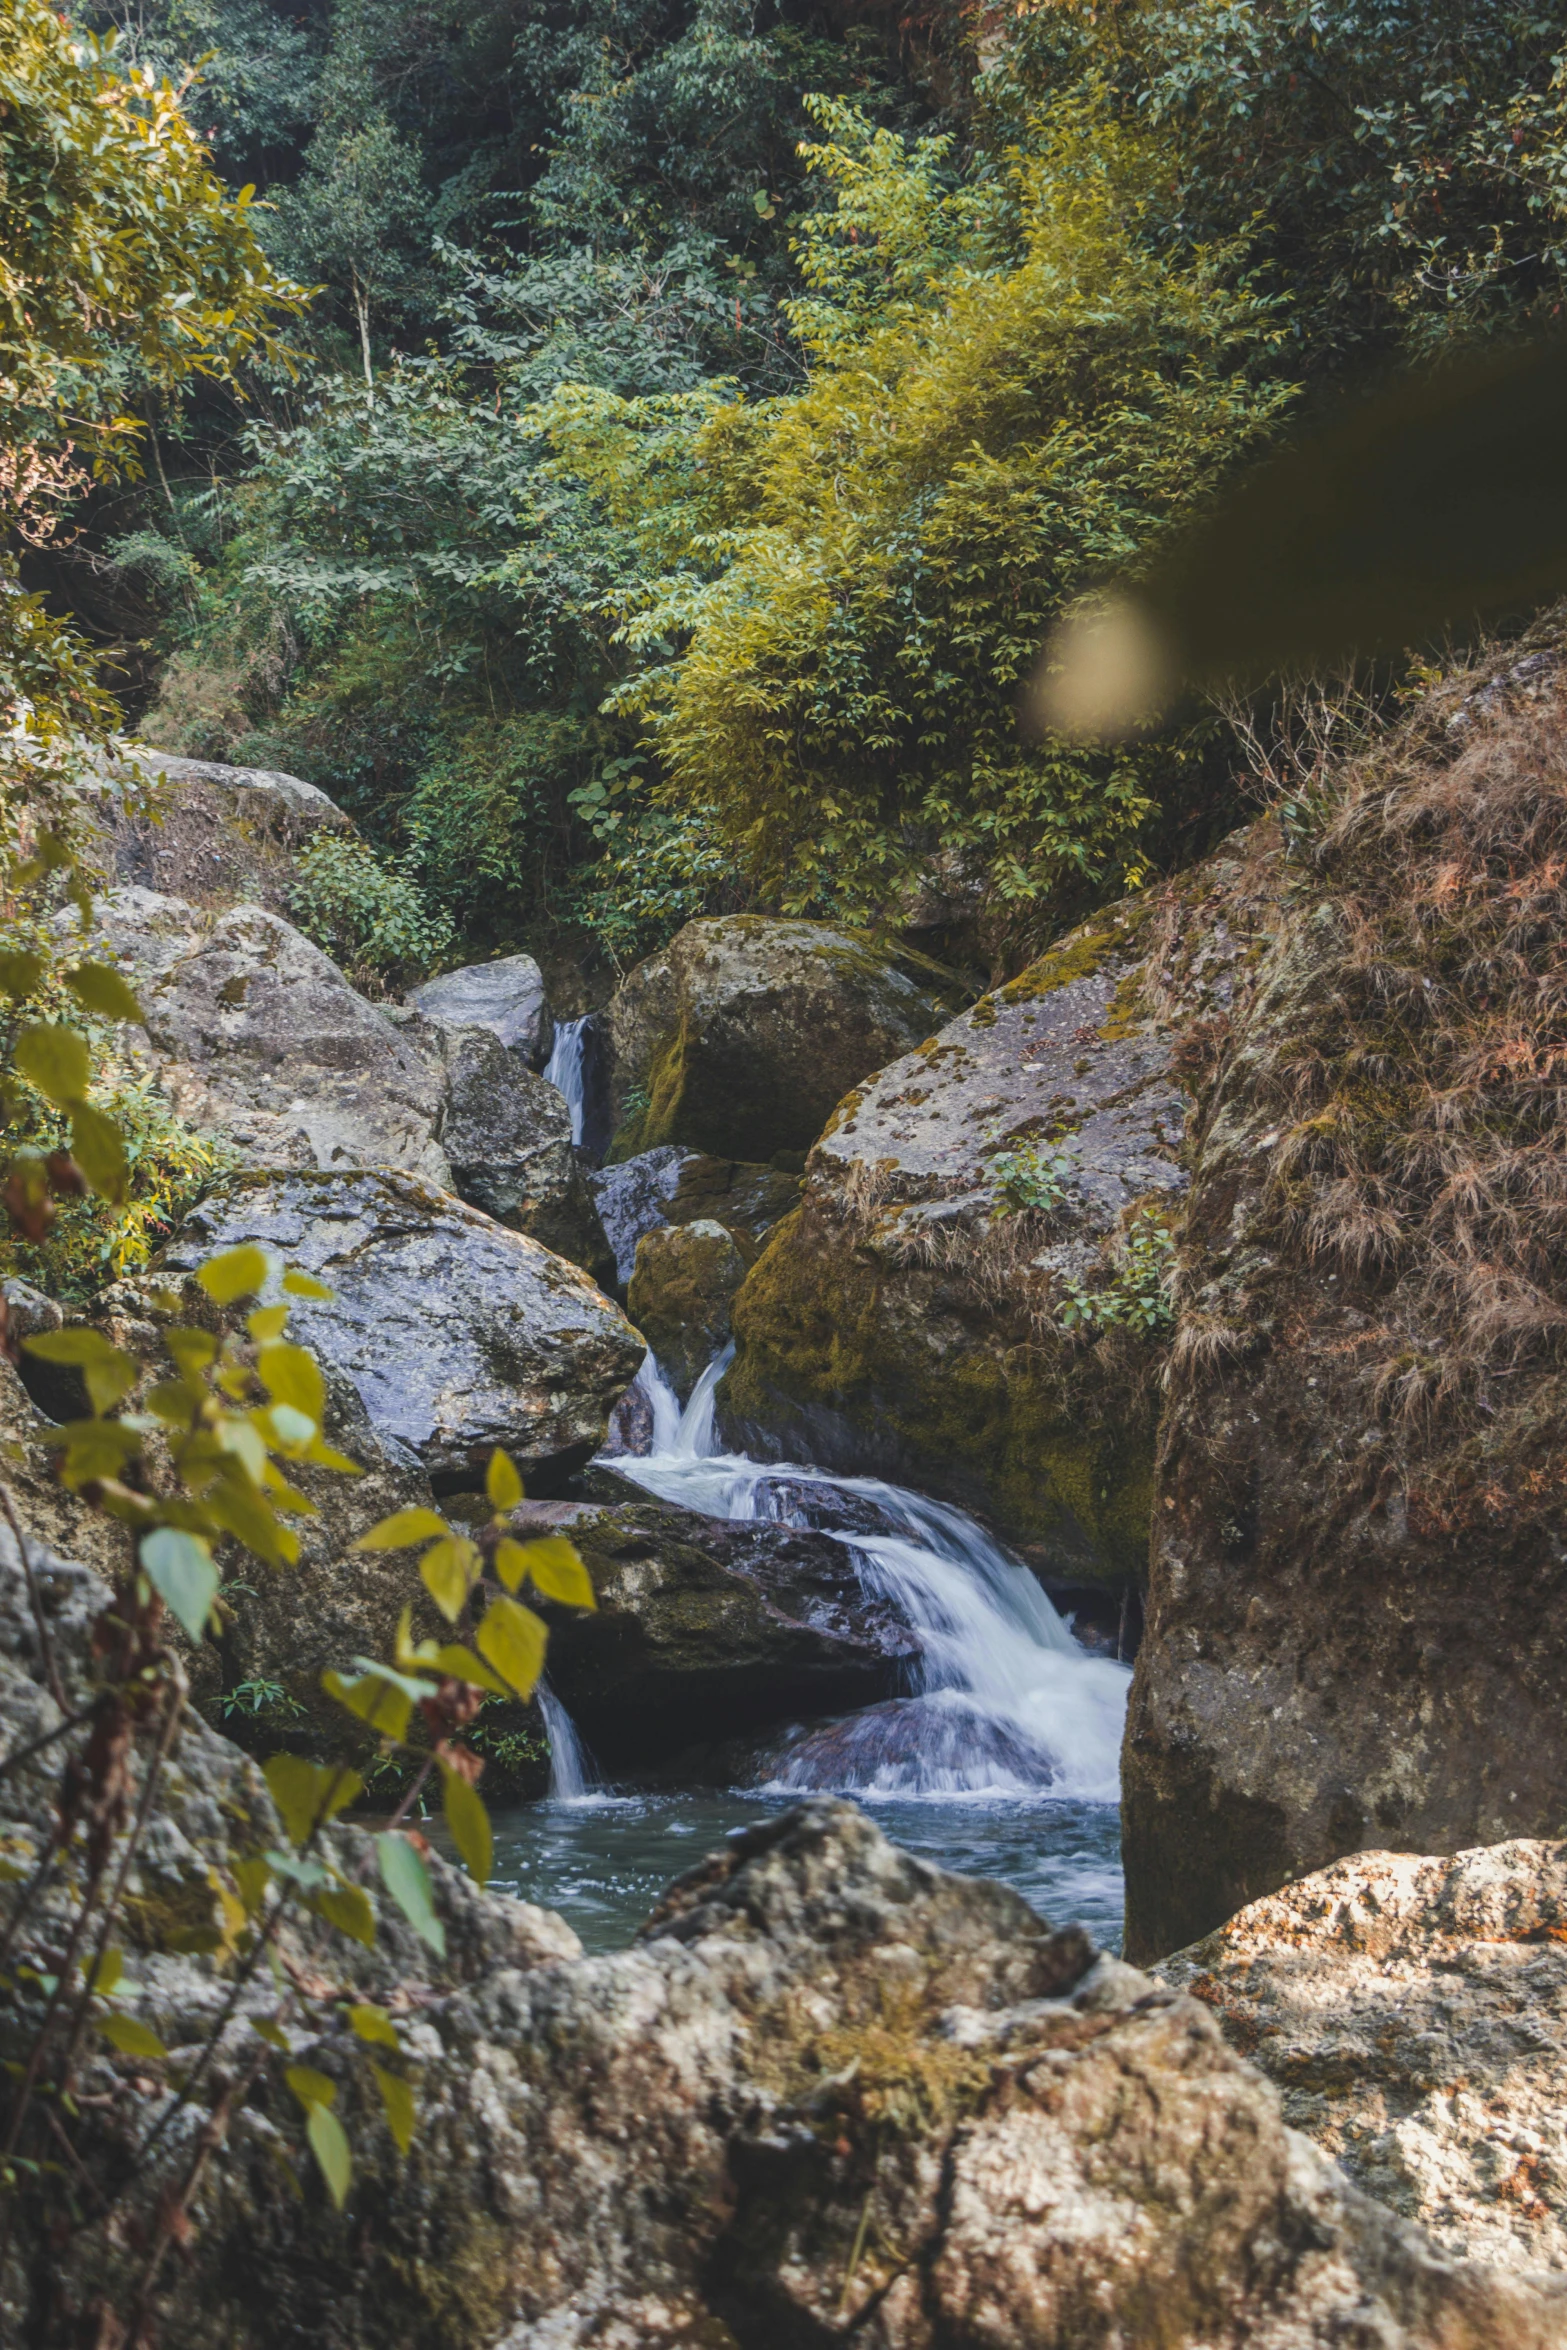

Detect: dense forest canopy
[41, 0, 1567, 979]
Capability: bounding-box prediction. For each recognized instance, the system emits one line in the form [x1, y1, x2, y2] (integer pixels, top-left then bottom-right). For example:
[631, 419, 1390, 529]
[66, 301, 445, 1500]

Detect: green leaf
[429, 1643, 508, 1698]
[262, 1755, 364, 1849]
[282, 1268, 333, 1299]
[99, 2012, 166, 2059]
[475, 1593, 547, 1702]
[54, 1417, 142, 1486]
[197, 1245, 273, 1305]
[306, 2099, 352, 2206]
[247, 1304, 290, 1342]
[321, 1668, 412, 1745]
[24, 1327, 138, 1414]
[441, 1767, 491, 1886]
[233, 1856, 272, 1914]
[0, 949, 44, 1001]
[285, 2064, 337, 2109]
[502, 1535, 596, 1611]
[64, 960, 145, 1023]
[314, 1879, 376, 1948]
[485, 1448, 523, 1512]
[140, 1528, 218, 1644]
[352, 1506, 449, 1553]
[257, 1341, 325, 1426]
[14, 1023, 90, 1104]
[163, 1327, 217, 1376]
[376, 1832, 446, 1958]
[371, 2064, 416, 2156]
[348, 2004, 399, 2048]
[81, 1947, 124, 1997]
[70, 1102, 128, 1204]
[419, 1534, 479, 1624]
[251, 2017, 291, 2049]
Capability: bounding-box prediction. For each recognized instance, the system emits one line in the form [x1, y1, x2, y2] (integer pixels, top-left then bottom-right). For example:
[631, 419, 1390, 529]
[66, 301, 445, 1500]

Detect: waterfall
[543, 1015, 591, 1147]
[608, 1352, 1130, 1802]
[539, 1682, 597, 1802]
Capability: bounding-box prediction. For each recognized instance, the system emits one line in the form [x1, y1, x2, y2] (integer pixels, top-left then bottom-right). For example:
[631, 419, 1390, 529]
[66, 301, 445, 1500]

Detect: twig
[0, 1704, 94, 1785]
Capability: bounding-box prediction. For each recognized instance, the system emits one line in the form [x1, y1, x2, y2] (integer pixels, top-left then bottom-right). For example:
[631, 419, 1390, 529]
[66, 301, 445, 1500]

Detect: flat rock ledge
[1158, 1839, 1567, 2275]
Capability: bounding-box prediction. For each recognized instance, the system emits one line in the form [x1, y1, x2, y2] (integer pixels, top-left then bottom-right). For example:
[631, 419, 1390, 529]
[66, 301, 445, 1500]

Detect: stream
[486, 1022, 1132, 1948]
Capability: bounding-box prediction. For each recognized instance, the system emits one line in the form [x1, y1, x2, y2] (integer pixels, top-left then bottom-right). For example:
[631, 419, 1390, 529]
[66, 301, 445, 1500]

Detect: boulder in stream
[591, 1144, 800, 1289]
[605, 914, 970, 1162]
[4, 1522, 1559, 2350]
[626, 1219, 746, 1402]
[407, 949, 554, 1068]
[162, 1170, 642, 1489]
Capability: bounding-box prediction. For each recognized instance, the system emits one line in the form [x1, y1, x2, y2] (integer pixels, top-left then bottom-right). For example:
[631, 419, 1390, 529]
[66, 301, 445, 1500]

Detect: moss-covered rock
[605, 914, 970, 1162]
[626, 1218, 746, 1400]
[1123, 638, 1567, 1961]
[721, 832, 1286, 1586]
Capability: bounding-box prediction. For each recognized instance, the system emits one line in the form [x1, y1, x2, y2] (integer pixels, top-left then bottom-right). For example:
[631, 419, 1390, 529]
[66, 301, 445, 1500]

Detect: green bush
[289, 831, 456, 991]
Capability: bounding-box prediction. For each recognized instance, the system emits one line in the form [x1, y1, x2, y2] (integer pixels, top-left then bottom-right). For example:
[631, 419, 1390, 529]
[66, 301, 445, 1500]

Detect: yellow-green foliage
[603, 97, 1294, 920]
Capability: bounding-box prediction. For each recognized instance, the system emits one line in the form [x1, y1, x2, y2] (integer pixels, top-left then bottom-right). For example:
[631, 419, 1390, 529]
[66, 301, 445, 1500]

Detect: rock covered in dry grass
[1158, 1839, 1567, 2272]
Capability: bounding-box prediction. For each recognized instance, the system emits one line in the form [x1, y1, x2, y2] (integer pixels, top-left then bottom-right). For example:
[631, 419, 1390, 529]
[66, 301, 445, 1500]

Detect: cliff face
[1123, 643, 1567, 1959]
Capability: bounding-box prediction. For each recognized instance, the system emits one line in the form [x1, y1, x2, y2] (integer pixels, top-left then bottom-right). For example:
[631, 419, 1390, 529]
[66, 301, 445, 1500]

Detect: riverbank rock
[721, 828, 1286, 1586]
[605, 915, 970, 1162]
[412, 1018, 613, 1283]
[5, 1535, 1560, 2350]
[626, 1219, 746, 1400]
[84, 888, 452, 1184]
[407, 950, 554, 1068]
[498, 1481, 918, 1763]
[1122, 642, 1567, 1959]
[92, 746, 351, 912]
[1157, 1841, 1567, 2271]
[591, 1145, 800, 1288]
[162, 1170, 642, 1489]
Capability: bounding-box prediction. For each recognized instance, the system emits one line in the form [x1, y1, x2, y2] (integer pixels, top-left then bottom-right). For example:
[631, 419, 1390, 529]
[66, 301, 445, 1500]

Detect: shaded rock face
[592, 1145, 800, 1289]
[606, 915, 971, 1163]
[627, 1219, 746, 1401]
[92, 747, 350, 913]
[1123, 655, 1567, 1960]
[5, 1533, 1558, 2350]
[722, 831, 1285, 1583]
[1157, 1841, 1567, 2274]
[163, 1170, 642, 1490]
[408, 950, 553, 1069]
[416, 1019, 613, 1285]
[520, 1481, 919, 1762]
[88, 889, 451, 1185]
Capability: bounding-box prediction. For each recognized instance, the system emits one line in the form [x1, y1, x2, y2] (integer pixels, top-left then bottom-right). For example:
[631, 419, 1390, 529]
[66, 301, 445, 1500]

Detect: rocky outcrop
[508, 1481, 918, 1764]
[415, 1017, 613, 1283]
[92, 746, 351, 912]
[721, 830, 1286, 1586]
[4, 1524, 1559, 2350]
[1122, 648, 1567, 1959]
[605, 915, 970, 1163]
[407, 950, 554, 1069]
[1158, 1841, 1567, 2272]
[626, 1219, 746, 1401]
[592, 1145, 800, 1288]
[163, 1170, 642, 1489]
[85, 888, 452, 1184]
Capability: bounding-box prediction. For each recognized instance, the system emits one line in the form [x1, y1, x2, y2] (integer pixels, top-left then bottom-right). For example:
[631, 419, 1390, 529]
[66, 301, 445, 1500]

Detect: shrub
[289, 831, 455, 990]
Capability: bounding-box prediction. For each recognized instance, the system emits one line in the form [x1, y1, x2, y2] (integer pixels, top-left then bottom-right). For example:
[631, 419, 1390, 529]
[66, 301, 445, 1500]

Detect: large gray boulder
[605, 915, 970, 1162]
[163, 1170, 642, 1488]
[415, 1019, 613, 1285]
[513, 1481, 919, 1763]
[591, 1145, 800, 1288]
[721, 831, 1286, 1587]
[625, 1219, 746, 1402]
[407, 951, 554, 1069]
[1158, 1841, 1567, 2271]
[3, 1529, 1558, 2350]
[93, 746, 351, 911]
[85, 889, 451, 1184]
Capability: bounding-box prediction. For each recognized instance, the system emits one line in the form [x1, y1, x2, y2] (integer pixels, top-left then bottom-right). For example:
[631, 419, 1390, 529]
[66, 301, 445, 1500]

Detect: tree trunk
[353, 278, 374, 406]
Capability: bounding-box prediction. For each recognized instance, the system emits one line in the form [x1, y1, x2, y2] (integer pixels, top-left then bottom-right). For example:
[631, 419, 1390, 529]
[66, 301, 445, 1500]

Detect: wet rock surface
[163, 1170, 642, 1489]
[606, 914, 970, 1162]
[722, 830, 1285, 1580]
[627, 1218, 746, 1401]
[1158, 1841, 1567, 2271]
[592, 1145, 800, 1289]
[417, 1018, 613, 1282]
[87, 889, 452, 1184]
[4, 1529, 1559, 2350]
[408, 950, 554, 1068]
[513, 1480, 919, 1762]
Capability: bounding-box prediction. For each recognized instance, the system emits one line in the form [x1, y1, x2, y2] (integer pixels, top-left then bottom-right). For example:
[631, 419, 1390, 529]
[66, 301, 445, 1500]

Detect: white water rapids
[603, 1350, 1131, 1803]
[543, 1014, 592, 1147]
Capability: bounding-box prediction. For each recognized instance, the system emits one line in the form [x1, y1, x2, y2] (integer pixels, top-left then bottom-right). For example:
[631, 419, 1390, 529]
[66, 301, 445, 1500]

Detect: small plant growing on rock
[1058, 1206, 1177, 1337]
[989, 1144, 1074, 1217]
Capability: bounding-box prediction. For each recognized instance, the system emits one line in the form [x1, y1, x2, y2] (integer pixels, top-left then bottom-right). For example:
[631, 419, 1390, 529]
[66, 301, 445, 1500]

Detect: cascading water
[538, 1683, 597, 1802]
[543, 1015, 591, 1147]
[610, 1351, 1129, 1801]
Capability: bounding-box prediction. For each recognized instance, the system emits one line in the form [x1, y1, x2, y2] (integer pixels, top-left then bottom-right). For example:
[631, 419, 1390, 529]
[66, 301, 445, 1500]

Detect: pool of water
[484, 1788, 1125, 1956]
